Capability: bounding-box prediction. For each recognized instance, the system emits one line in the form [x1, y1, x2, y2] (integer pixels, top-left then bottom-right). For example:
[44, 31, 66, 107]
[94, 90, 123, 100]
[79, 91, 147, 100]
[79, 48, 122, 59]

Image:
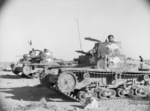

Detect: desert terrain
[0, 64, 150, 111]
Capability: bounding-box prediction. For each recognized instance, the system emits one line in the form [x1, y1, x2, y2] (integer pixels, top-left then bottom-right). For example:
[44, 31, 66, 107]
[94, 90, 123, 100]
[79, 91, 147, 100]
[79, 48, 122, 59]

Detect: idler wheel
[109, 89, 116, 98]
[57, 72, 76, 93]
[22, 65, 34, 78]
[77, 91, 87, 101]
[135, 88, 146, 97]
[117, 88, 125, 97]
[23, 65, 32, 75]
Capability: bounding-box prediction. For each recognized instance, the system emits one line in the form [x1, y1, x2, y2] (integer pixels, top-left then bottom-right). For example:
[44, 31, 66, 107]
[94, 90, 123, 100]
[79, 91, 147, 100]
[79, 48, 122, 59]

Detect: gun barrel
[85, 37, 101, 42]
[75, 50, 92, 55]
[76, 50, 86, 54]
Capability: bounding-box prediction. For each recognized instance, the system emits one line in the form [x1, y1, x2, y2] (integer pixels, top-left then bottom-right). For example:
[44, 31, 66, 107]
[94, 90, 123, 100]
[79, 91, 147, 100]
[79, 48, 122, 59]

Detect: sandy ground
[0, 69, 150, 111]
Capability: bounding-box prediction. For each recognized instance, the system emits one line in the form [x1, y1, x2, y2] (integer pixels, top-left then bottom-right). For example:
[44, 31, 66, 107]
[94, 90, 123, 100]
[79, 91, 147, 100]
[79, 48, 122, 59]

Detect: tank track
[48, 83, 126, 102]
[40, 69, 150, 102]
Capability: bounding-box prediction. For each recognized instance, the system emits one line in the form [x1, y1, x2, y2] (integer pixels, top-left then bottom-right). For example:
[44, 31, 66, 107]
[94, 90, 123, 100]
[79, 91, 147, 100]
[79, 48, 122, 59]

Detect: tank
[10, 49, 72, 78]
[40, 37, 150, 101]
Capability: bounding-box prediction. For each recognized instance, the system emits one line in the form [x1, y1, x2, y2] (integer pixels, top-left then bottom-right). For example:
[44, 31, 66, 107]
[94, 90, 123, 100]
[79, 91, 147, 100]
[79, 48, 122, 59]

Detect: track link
[40, 69, 150, 102]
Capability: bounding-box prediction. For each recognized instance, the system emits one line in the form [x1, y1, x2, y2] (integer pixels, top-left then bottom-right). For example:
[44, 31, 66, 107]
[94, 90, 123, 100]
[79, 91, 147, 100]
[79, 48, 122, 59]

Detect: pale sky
[0, 0, 150, 62]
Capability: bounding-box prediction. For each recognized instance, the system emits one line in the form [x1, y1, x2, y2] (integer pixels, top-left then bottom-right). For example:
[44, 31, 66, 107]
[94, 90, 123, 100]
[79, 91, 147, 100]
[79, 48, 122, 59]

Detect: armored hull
[40, 67, 150, 101]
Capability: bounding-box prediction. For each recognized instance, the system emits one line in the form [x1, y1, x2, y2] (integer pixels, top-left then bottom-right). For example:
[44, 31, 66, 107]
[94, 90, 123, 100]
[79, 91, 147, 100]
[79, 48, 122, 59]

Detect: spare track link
[42, 69, 150, 102]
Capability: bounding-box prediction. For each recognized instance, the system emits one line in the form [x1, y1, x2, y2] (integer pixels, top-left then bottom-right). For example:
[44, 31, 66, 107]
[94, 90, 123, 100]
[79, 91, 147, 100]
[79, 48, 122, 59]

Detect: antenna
[76, 19, 82, 50]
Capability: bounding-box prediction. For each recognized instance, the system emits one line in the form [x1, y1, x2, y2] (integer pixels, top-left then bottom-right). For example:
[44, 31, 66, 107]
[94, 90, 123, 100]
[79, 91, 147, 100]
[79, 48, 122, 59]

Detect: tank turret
[75, 37, 150, 72]
[75, 37, 126, 71]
